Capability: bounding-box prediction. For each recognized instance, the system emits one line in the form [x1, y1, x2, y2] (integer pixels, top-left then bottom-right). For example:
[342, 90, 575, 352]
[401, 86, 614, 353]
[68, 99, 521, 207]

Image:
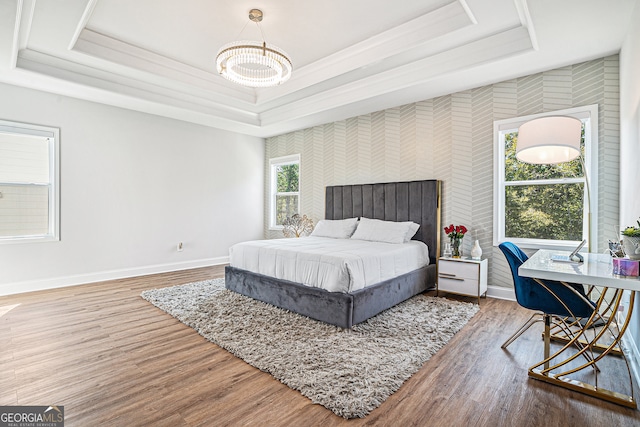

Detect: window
[494, 105, 598, 249]
[0, 120, 60, 243]
[269, 154, 300, 229]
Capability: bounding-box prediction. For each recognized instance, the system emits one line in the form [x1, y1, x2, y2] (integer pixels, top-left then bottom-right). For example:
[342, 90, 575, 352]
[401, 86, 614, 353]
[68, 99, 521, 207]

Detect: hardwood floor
[1, 266, 639, 426]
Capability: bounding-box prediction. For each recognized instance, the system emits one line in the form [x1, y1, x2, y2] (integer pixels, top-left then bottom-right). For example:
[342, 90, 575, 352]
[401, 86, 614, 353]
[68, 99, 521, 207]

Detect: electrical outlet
[177, 242, 183, 252]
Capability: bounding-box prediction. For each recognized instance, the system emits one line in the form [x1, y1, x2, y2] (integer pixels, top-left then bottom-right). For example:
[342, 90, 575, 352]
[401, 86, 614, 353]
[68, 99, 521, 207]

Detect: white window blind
[0, 121, 59, 243]
[0, 133, 50, 183]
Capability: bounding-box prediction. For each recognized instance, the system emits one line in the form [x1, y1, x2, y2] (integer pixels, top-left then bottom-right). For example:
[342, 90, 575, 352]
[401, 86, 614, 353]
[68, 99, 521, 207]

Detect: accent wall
[265, 55, 620, 295]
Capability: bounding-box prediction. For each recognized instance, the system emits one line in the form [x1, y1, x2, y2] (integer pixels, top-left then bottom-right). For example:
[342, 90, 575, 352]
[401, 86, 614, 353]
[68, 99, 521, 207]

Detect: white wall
[620, 0, 640, 378]
[0, 82, 264, 295]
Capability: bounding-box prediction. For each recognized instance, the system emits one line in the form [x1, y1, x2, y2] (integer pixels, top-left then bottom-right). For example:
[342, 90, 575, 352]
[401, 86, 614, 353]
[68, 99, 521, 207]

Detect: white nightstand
[437, 257, 488, 304]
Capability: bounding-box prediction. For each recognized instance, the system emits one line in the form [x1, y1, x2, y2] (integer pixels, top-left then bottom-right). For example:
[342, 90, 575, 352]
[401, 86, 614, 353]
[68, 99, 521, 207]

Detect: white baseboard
[0, 256, 229, 296]
[622, 325, 640, 391]
[487, 285, 516, 301]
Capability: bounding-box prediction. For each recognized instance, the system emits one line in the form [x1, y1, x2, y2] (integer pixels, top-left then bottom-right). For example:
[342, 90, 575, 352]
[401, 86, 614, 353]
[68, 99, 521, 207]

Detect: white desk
[519, 249, 638, 408]
[520, 250, 640, 291]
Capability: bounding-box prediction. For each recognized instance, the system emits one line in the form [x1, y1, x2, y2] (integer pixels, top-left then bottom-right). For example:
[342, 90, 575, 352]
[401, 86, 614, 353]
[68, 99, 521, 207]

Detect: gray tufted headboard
[325, 180, 441, 264]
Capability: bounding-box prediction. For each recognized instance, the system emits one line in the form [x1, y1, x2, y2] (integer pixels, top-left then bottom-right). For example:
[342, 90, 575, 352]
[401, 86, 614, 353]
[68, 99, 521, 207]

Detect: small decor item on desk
[608, 240, 625, 257]
[621, 218, 640, 260]
[282, 214, 314, 238]
[444, 223, 467, 258]
[613, 258, 640, 277]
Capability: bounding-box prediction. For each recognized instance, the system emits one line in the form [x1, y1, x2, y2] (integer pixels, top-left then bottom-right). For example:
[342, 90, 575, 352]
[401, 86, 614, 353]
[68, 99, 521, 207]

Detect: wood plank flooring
[1, 266, 639, 426]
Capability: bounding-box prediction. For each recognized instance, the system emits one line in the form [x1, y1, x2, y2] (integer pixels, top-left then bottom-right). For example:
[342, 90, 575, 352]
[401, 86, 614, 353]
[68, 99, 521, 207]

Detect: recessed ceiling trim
[1, 0, 631, 140]
[513, 0, 539, 50]
[259, 26, 534, 126]
[457, 0, 478, 25]
[73, 28, 256, 104]
[68, 0, 98, 50]
[16, 0, 35, 52]
[16, 49, 261, 126]
[4, 65, 264, 136]
[257, 0, 474, 104]
[0, 0, 21, 69]
[68, 1, 474, 110]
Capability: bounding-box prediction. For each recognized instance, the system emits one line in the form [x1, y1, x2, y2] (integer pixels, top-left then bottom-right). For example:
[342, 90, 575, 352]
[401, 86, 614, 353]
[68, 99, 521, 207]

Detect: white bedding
[229, 236, 430, 293]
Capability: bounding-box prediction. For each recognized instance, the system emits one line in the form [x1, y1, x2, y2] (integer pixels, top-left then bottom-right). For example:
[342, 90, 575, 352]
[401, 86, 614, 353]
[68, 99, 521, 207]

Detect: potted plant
[621, 218, 640, 260]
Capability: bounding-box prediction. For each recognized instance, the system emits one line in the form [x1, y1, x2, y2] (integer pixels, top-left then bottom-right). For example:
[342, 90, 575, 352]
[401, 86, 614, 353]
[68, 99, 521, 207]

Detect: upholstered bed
[225, 179, 441, 328]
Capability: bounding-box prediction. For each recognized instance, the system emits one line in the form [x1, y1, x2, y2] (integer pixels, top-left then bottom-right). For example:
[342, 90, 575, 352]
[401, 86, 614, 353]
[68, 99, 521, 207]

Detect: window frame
[269, 154, 300, 230]
[0, 120, 60, 244]
[493, 105, 599, 250]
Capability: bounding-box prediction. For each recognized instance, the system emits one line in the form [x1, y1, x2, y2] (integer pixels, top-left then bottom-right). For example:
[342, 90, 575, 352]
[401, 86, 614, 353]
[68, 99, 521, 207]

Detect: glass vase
[451, 237, 463, 258]
[443, 242, 452, 258]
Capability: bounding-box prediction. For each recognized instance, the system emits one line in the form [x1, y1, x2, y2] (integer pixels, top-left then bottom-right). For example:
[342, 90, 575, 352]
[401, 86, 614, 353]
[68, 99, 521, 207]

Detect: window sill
[494, 238, 585, 252]
[0, 235, 60, 245]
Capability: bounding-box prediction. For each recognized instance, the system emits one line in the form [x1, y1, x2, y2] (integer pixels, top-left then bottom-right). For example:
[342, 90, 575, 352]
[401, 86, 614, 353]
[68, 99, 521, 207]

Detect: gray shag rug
[141, 279, 479, 419]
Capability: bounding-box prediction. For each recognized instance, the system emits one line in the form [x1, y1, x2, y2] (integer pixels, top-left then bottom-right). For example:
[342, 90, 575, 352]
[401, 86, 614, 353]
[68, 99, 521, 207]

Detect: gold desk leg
[528, 288, 636, 409]
[549, 334, 624, 357]
[529, 369, 637, 408]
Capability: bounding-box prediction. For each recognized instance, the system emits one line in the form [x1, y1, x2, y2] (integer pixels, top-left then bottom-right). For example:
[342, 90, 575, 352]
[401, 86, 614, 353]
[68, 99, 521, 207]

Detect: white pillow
[404, 222, 420, 243]
[310, 218, 359, 239]
[351, 217, 420, 244]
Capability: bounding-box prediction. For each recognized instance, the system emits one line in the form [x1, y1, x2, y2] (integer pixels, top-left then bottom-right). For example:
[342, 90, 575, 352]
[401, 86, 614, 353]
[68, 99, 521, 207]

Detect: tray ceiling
[0, 0, 635, 137]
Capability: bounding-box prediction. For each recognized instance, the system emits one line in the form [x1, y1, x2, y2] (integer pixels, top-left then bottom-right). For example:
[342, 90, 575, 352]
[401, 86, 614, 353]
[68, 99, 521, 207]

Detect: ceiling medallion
[216, 9, 293, 88]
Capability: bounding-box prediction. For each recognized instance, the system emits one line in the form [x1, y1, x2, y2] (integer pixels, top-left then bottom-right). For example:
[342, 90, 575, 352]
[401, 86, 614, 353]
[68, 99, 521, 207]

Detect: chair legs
[544, 314, 551, 371]
[501, 312, 544, 349]
[502, 311, 599, 373]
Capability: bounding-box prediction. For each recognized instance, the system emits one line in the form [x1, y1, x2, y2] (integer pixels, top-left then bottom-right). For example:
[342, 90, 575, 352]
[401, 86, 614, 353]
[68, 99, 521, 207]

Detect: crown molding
[2, 0, 625, 139]
[73, 28, 256, 105]
[256, 0, 475, 105]
[259, 26, 534, 128]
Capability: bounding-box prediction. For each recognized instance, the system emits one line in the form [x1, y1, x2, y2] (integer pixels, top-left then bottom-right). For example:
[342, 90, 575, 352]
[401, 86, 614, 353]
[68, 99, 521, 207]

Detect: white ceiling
[0, 0, 635, 138]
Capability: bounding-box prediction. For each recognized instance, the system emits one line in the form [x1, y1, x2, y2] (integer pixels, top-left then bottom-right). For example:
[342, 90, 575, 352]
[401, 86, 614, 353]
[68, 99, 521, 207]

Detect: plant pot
[622, 235, 640, 260]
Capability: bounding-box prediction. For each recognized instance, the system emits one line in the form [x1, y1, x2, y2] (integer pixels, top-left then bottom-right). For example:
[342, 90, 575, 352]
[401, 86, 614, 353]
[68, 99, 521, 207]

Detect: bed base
[225, 179, 441, 329]
[225, 264, 436, 329]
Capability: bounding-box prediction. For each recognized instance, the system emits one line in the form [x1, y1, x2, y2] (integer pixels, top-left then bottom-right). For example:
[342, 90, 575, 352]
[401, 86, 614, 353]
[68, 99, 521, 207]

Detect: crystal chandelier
[216, 9, 292, 88]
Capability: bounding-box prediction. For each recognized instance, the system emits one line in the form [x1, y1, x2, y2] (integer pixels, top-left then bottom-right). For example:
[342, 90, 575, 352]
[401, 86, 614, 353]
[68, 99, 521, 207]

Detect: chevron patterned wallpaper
[265, 55, 620, 290]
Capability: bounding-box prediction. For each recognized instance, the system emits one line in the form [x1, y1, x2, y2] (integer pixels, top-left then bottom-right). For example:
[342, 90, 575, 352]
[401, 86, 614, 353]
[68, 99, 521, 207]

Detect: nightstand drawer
[438, 276, 480, 296]
[437, 257, 488, 303]
[438, 260, 479, 280]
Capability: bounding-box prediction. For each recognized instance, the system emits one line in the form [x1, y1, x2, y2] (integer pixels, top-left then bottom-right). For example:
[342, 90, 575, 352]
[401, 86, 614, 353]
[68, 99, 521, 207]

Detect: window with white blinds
[0, 120, 59, 243]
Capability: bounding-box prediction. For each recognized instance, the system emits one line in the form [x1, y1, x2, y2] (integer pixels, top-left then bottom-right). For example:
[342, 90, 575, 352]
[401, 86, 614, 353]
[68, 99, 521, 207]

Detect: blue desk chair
[498, 242, 596, 352]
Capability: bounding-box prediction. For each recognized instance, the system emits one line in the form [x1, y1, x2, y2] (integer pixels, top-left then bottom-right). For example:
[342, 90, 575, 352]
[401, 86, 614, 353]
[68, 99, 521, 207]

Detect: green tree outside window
[275, 163, 299, 226]
[503, 128, 586, 241]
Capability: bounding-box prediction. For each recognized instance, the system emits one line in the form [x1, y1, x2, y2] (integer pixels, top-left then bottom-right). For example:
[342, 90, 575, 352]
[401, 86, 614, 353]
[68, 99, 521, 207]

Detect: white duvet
[229, 236, 430, 293]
